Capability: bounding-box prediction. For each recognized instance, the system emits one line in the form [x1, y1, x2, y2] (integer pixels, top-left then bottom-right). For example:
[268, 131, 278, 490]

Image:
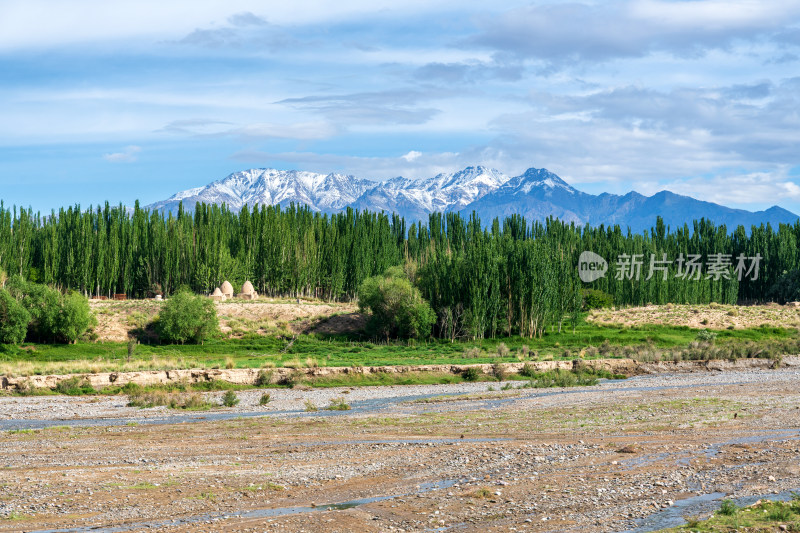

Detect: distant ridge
[147, 167, 799, 233]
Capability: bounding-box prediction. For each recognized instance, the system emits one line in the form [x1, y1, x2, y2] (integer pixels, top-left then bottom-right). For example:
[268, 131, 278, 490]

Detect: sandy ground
[90, 299, 361, 342]
[1, 369, 800, 532]
[588, 303, 800, 330]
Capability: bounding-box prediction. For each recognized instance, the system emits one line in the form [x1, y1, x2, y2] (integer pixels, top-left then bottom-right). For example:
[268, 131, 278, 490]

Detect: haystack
[220, 281, 234, 299]
[239, 280, 258, 300]
[210, 287, 225, 301]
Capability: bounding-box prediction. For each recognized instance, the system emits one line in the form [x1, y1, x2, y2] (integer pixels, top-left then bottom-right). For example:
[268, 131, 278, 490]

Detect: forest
[1, 200, 799, 339]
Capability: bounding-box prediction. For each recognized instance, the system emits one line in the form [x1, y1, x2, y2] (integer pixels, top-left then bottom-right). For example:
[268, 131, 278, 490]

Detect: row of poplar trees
[1, 200, 799, 339]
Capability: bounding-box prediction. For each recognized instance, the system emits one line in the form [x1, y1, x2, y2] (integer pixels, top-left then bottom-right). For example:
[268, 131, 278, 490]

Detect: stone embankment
[2, 355, 797, 392]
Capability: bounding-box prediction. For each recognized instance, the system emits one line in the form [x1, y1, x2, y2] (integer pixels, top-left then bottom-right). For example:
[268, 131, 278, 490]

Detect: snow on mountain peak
[513, 168, 576, 195]
[148, 165, 561, 218]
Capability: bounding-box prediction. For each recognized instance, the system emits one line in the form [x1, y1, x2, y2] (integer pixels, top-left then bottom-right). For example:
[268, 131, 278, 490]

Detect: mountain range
[146, 166, 799, 232]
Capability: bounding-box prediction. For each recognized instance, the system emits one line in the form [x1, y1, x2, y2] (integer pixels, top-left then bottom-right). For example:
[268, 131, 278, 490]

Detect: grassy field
[0, 311, 796, 377]
[662, 496, 800, 531]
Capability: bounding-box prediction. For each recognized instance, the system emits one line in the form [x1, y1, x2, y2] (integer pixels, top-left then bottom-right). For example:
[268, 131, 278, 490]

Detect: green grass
[1, 314, 796, 379]
[661, 495, 800, 531]
[326, 397, 351, 410]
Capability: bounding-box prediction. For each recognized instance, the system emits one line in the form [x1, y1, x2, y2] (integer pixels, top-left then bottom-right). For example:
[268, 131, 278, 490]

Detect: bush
[496, 342, 510, 358]
[57, 291, 93, 343]
[358, 267, 436, 339]
[767, 502, 793, 521]
[5, 278, 92, 343]
[463, 347, 482, 358]
[0, 289, 30, 344]
[55, 376, 96, 395]
[519, 362, 536, 378]
[718, 499, 738, 516]
[326, 397, 351, 410]
[461, 366, 481, 381]
[156, 289, 218, 344]
[221, 390, 239, 407]
[696, 329, 718, 343]
[7, 277, 57, 340]
[255, 369, 273, 387]
[259, 393, 271, 405]
[279, 370, 304, 387]
[582, 289, 614, 310]
[128, 390, 211, 409]
[492, 362, 507, 381]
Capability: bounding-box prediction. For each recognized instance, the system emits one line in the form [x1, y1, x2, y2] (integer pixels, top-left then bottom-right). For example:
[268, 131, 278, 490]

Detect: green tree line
[1, 200, 799, 339]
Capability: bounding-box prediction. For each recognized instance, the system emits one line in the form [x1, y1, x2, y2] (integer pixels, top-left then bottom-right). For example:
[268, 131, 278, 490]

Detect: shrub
[326, 397, 351, 410]
[172, 392, 209, 410]
[718, 499, 738, 516]
[221, 390, 239, 407]
[5, 278, 92, 343]
[519, 362, 536, 378]
[127, 337, 137, 361]
[304, 399, 318, 412]
[358, 267, 436, 339]
[767, 502, 793, 521]
[156, 289, 218, 344]
[696, 329, 718, 343]
[496, 342, 510, 358]
[582, 289, 614, 310]
[255, 369, 273, 387]
[599, 339, 613, 356]
[128, 390, 211, 410]
[492, 362, 507, 381]
[279, 370, 304, 387]
[55, 376, 96, 395]
[0, 289, 30, 344]
[461, 366, 481, 381]
[463, 347, 482, 358]
[57, 291, 94, 343]
[259, 393, 271, 405]
[528, 369, 595, 388]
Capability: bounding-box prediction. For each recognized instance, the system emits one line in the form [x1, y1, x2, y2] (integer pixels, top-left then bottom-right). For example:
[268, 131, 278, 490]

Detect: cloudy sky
[1, 0, 800, 213]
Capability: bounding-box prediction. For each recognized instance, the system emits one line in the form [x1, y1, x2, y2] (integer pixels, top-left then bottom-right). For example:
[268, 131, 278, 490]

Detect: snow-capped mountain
[147, 168, 374, 214]
[146, 166, 800, 232]
[348, 166, 509, 220]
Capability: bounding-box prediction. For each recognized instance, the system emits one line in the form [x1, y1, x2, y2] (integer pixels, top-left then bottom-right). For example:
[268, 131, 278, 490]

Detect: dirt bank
[2, 356, 797, 392]
[90, 299, 360, 342]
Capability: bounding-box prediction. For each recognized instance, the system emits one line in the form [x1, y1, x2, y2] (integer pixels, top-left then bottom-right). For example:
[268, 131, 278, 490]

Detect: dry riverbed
[1, 370, 800, 532]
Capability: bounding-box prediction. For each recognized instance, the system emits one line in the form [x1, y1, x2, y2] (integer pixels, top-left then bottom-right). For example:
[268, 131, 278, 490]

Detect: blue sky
[1, 0, 800, 213]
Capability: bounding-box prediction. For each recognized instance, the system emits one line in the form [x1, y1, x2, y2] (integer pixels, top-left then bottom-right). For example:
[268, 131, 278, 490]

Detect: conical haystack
[220, 281, 234, 298]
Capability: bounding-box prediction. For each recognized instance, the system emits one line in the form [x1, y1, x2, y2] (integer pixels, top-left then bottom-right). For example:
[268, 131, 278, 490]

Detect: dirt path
[2, 369, 800, 532]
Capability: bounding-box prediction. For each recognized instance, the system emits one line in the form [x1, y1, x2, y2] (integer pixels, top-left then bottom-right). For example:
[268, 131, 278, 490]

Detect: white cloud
[471, 1, 800, 65]
[401, 150, 422, 162]
[160, 119, 339, 140]
[104, 145, 141, 163]
[652, 169, 800, 206]
[0, 0, 492, 50]
[229, 121, 339, 140]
